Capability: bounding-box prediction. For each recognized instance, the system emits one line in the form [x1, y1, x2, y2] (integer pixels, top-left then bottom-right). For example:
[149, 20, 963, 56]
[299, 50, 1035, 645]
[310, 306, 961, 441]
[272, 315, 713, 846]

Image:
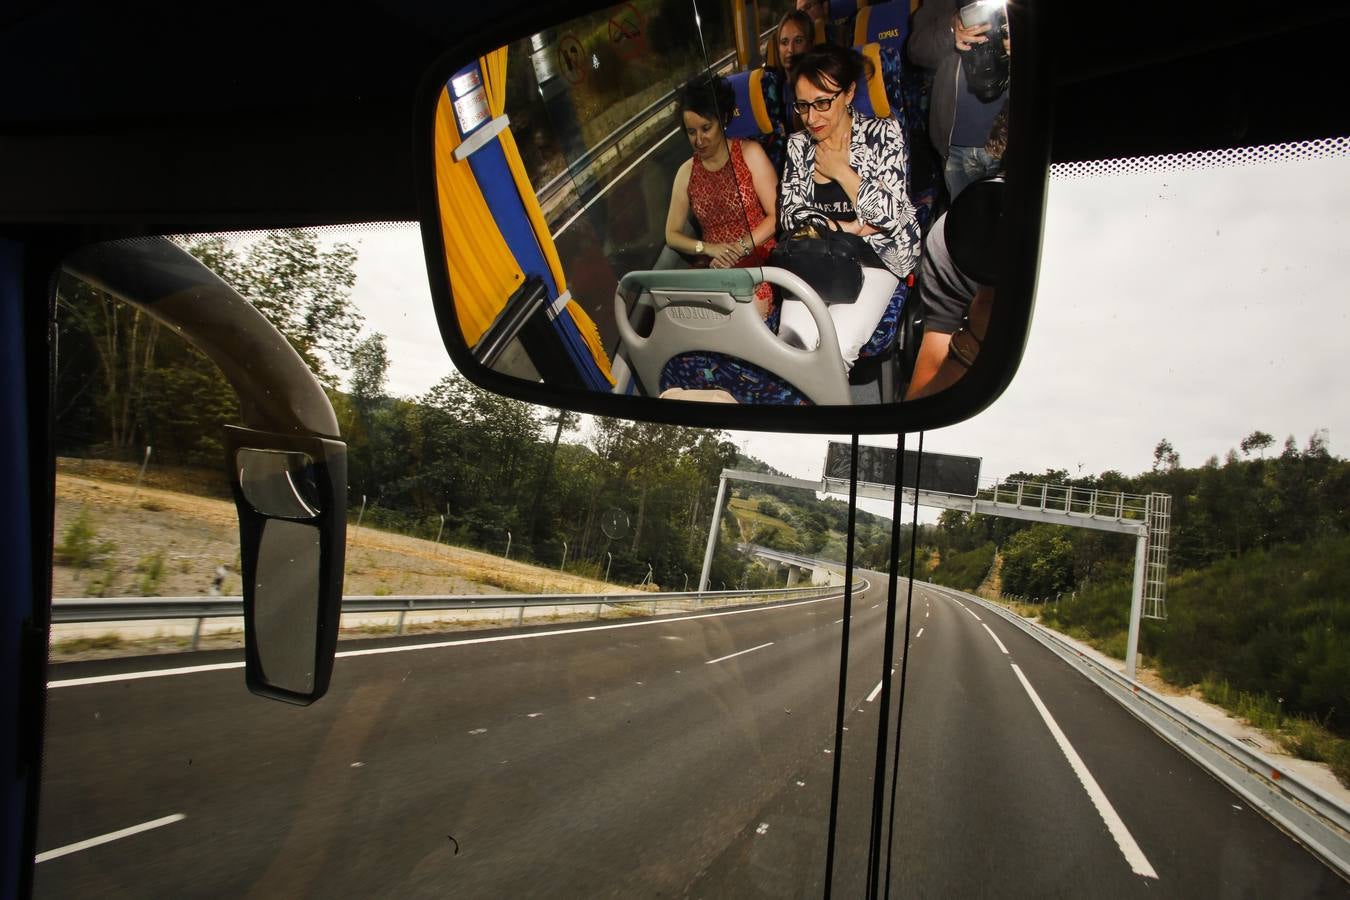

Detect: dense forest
[53, 231, 891, 592]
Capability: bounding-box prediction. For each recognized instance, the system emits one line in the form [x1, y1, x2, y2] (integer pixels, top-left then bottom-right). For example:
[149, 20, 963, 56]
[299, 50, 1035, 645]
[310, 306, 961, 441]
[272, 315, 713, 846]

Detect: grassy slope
[728, 496, 799, 544]
[54, 462, 625, 600]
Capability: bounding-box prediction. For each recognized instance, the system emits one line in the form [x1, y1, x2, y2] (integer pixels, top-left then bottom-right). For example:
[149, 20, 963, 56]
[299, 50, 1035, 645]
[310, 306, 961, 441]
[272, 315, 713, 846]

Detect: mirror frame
[414, 0, 1052, 433]
[225, 426, 347, 706]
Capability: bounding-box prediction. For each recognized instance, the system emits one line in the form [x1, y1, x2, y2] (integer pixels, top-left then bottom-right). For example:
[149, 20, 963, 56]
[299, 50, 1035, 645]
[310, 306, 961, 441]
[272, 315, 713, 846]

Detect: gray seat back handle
[614, 266, 850, 405]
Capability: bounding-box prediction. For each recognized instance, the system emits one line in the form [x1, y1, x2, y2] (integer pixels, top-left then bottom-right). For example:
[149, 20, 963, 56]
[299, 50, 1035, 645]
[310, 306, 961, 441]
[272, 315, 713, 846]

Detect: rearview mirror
[417, 0, 1049, 431]
[227, 428, 347, 704]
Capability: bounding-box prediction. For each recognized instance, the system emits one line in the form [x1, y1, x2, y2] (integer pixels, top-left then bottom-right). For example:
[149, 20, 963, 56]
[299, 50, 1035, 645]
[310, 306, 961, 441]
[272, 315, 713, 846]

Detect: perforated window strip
[1050, 136, 1350, 180]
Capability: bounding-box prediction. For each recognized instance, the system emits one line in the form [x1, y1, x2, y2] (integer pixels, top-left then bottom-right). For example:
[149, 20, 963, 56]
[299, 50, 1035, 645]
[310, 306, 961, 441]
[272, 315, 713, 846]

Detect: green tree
[1000, 526, 1075, 600]
[348, 332, 389, 405]
[1240, 430, 1274, 458]
[184, 230, 363, 387]
[1152, 438, 1180, 472]
[56, 274, 162, 454]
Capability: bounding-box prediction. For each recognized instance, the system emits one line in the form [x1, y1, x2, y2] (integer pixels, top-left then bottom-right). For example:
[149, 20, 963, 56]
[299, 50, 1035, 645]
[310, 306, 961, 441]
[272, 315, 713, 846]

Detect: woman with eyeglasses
[777, 44, 922, 368]
[664, 76, 780, 318]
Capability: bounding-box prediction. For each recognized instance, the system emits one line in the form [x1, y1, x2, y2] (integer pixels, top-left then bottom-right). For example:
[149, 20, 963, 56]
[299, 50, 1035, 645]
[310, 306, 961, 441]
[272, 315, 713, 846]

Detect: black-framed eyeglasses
[792, 89, 844, 116]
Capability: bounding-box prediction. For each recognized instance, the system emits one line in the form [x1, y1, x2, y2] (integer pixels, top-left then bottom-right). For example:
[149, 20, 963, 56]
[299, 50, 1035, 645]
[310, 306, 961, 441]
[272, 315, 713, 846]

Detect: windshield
[35, 135, 1350, 896]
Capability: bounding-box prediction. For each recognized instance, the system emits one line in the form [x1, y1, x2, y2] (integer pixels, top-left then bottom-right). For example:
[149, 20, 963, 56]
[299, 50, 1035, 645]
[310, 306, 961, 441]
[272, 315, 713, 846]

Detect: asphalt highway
[34, 576, 1347, 897]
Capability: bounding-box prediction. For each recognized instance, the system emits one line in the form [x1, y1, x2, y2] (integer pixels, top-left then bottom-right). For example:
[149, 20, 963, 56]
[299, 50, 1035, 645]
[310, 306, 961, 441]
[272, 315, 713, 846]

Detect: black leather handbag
[767, 216, 880, 304]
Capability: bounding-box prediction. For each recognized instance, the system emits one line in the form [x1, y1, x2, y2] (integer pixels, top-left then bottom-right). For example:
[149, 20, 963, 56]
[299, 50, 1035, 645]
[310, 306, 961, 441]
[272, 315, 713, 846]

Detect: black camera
[958, 0, 1009, 103]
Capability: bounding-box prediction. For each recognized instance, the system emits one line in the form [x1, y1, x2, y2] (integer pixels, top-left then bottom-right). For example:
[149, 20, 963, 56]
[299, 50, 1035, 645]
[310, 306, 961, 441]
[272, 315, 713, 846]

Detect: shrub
[931, 543, 995, 592]
[54, 509, 116, 568]
[1000, 526, 1075, 599]
[135, 551, 165, 596]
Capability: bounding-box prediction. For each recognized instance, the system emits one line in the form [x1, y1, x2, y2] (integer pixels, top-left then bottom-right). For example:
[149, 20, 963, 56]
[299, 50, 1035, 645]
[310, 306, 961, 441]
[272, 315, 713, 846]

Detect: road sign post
[698, 473, 729, 593]
[1125, 530, 1148, 681]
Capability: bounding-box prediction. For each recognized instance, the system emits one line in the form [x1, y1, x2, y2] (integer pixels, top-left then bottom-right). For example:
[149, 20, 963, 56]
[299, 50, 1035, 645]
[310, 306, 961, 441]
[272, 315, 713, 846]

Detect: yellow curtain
[436, 50, 614, 383]
[434, 87, 525, 347]
[481, 48, 615, 385]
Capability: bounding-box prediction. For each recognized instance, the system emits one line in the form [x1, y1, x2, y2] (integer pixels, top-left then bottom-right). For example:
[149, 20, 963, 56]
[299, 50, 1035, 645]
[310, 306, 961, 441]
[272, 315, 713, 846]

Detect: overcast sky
[342, 143, 1350, 519]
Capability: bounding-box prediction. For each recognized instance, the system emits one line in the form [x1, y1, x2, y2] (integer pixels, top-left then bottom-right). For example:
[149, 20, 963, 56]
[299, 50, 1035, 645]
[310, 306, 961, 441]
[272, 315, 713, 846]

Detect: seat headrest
[850, 43, 891, 119]
[724, 68, 775, 138]
[853, 0, 908, 51]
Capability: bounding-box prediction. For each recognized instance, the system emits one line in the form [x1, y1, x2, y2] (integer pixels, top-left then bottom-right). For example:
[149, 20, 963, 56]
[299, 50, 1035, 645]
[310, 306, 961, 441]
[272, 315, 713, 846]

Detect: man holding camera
[908, 0, 1009, 199]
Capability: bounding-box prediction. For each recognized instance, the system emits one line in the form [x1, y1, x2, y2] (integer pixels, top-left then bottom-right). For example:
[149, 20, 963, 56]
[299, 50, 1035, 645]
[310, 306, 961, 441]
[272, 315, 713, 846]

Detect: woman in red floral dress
[664, 76, 779, 318]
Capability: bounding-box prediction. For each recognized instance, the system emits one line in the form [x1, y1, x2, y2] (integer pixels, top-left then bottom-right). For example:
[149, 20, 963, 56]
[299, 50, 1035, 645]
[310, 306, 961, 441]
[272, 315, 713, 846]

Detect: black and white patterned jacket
[779, 109, 922, 279]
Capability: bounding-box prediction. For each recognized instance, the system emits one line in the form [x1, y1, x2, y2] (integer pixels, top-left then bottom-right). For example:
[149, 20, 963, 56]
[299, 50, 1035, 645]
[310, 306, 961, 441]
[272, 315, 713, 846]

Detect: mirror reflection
[252, 518, 322, 695]
[237, 447, 322, 519]
[433, 0, 1009, 405]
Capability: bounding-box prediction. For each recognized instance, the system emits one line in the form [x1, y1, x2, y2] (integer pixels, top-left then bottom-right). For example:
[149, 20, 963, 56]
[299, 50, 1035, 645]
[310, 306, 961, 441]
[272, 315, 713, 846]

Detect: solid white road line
[962, 605, 982, 622]
[1010, 664, 1158, 880]
[51, 593, 843, 688]
[866, 679, 885, 702]
[981, 623, 1010, 655]
[706, 642, 774, 665]
[49, 661, 246, 688]
[36, 814, 186, 863]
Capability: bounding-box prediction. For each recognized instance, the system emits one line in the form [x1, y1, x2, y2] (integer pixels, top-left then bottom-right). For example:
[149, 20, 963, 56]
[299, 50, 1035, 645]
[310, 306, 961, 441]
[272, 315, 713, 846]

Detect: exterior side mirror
[62, 237, 347, 704]
[226, 429, 347, 704]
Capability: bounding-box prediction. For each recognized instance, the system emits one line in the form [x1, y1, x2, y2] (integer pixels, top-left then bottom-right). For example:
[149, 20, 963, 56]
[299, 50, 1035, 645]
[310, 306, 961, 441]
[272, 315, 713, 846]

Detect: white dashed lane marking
[706, 642, 774, 665]
[982, 623, 1010, 655]
[36, 814, 186, 863]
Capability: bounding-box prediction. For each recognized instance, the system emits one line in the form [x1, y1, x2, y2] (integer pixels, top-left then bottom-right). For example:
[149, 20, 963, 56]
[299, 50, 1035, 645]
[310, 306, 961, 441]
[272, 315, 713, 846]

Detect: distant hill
[732, 452, 898, 570]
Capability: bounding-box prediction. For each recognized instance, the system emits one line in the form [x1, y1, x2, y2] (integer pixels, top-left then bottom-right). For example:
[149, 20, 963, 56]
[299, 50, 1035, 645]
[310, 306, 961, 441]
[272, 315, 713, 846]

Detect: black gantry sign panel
[824, 442, 981, 498]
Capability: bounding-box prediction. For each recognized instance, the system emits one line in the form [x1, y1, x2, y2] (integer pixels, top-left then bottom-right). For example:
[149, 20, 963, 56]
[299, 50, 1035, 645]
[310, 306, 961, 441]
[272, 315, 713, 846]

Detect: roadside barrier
[52, 581, 854, 649]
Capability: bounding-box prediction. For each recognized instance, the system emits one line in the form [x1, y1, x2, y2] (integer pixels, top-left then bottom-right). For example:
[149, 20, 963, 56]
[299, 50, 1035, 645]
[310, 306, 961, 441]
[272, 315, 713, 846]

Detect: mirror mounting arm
[62, 236, 339, 439]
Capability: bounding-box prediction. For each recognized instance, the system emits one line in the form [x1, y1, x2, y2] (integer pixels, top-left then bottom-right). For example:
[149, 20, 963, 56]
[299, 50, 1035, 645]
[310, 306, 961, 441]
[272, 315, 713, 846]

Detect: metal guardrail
[53, 581, 846, 647]
[926, 583, 1350, 881]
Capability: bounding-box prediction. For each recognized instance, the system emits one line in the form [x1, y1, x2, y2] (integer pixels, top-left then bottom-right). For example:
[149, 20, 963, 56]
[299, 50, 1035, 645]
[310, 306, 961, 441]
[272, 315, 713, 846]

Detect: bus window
[39, 225, 898, 897]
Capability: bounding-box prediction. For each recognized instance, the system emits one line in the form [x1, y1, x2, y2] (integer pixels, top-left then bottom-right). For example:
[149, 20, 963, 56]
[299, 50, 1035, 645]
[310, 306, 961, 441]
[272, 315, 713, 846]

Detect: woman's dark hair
[766, 10, 815, 69]
[790, 44, 868, 96]
[677, 75, 736, 128]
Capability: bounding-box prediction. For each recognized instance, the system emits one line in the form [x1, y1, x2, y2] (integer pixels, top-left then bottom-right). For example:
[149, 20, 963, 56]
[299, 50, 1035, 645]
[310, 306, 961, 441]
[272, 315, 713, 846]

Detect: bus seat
[856, 36, 941, 230]
[615, 267, 852, 405]
[660, 350, 810, 405]
[724, 67, 787, 171]
[851, 42, 892, 120]
[853, 0, 908, 52]
[849, 274, 913, 401]
[856, 274, 910, 361]
[815, 0, 863, 48]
